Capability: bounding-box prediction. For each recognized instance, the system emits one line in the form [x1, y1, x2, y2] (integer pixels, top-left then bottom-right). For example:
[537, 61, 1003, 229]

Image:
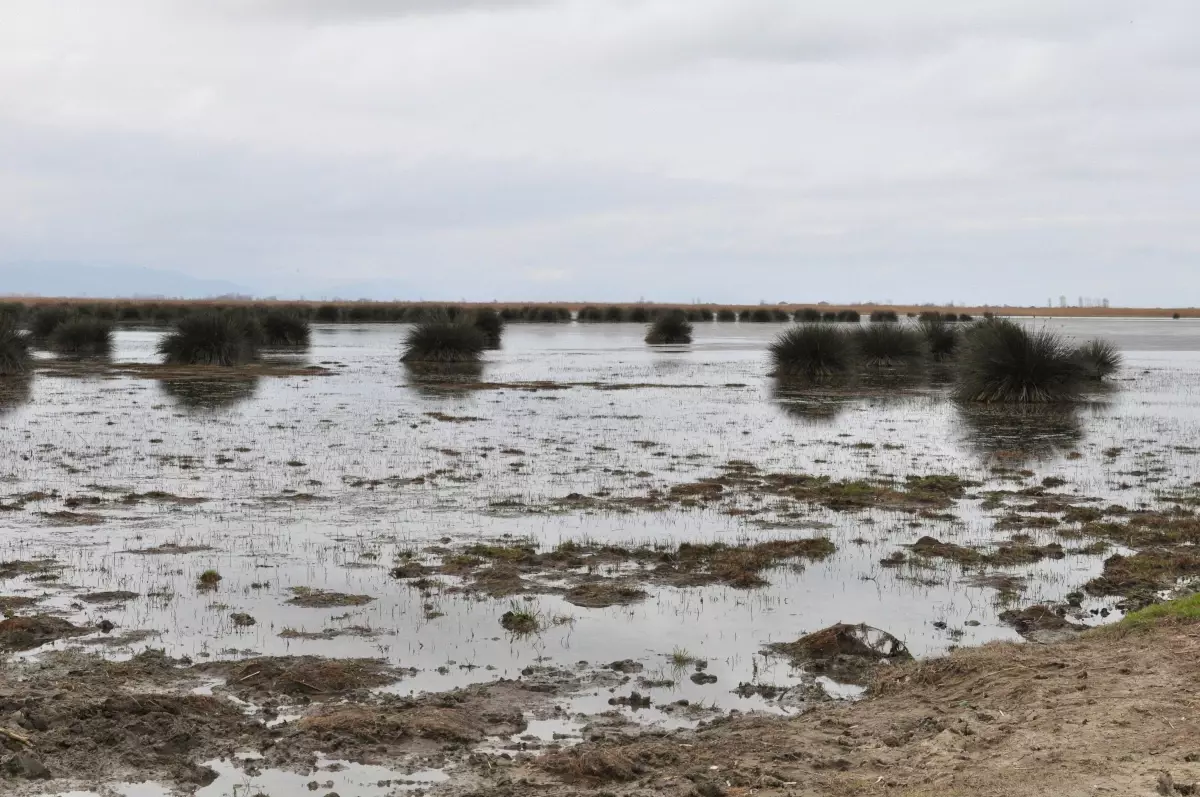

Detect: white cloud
[0, 0, 1197, 302]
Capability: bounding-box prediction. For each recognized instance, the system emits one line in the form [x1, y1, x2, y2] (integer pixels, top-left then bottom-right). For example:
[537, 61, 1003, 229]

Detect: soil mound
[0, 615, 88, 651]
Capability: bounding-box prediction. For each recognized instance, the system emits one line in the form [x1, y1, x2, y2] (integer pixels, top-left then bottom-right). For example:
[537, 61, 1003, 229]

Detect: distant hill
[0, 264, 252, 299]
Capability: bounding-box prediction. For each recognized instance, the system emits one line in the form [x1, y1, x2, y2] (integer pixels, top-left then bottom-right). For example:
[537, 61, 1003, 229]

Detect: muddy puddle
[3, 318, 1200, 795]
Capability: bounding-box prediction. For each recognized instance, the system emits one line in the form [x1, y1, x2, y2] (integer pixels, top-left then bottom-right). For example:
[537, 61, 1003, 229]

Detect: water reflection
[157, 377, 260, 410]
[955, 403, 1087, 460]
[403, 362, 485, 396]
[0, 376, 32, 415]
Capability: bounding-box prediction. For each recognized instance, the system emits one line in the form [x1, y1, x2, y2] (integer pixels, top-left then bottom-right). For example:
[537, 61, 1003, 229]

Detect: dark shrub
[748, 308, 773, 322]
[769, 324, 853, 379]
[313, 304, 341, 323]
[1074, 339, 1122, 380]
[259, 311, 311, 347]
[958, 313, 974, 322]
[955, 318, 1085, 403]
[29, 306, 71, 340]
[499, 307, 520, 321]
[836, 309, 861, 322]
[577, 305, 603, 322]
[401, 317, 486, 363]
[158, 312, 259, 366]
[645, 311, 693, 345]
[49, 317, 113, 355]
[716, 308, 738, 322]
[771, 309, 790, 322]
[0, 314, 31, 375]
[869, 309, 899, 323]
[695, 308, 714, 322]
[796, 308, 822, 322]
[822, 311, 838, 322]
[919, 316, 959, 362]
[853, 323, 925, 367]
[473, 308, 504, 348]
[628, 307, 649, 323]
[603, 306, 627, 322]
[1173, 312, 1182, 320]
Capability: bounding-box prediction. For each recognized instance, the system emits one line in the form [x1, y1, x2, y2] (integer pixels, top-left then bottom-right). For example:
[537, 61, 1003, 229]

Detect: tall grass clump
[869, 309, 899, 323]
[49, 317, 113, 355]
[1074, 338, 1122, 381]
[158, 312, 259, 366]
[918, 316, 959, 362]
[29, 306, 71, 340]
[795, 308, 822, 322]
[577, 305, 603, 322]
[954, 318, 1085, 403]
[744, 308, 773, 322]
[472, 308, 504, 348]
[260, 311, 311, 347]
[853, 323, 924, 367]
[401, 317, 486, 363]
[645, 311, 693, 344]
[836, 309, 861, 322]
[769, 324, 853, 379]
[603, 306, 627, 322]
[0, 315, 31, 376]
[716, 308, 738, 322]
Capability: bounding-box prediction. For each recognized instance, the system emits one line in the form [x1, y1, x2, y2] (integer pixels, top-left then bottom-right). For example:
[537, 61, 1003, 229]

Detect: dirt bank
[475, 620, 1200, 797]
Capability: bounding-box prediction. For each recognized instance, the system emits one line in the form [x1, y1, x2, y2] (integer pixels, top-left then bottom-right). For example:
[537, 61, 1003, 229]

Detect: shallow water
[6, 317, 1200, 796]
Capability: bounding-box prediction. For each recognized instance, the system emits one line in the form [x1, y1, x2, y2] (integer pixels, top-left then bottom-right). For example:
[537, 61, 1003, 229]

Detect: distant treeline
[0, 300, 977, 325]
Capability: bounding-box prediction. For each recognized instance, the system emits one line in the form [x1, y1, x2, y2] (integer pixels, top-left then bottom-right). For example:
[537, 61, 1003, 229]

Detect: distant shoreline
[0, 296, 1193, 319]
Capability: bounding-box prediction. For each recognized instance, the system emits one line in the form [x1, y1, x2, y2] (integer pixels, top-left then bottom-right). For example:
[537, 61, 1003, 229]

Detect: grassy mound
[401, 317, 486, 363]
[603, 306, 627, 322]
[769, 324, 853, 379]
[260, 311, 311, 347]
[28, 306, 71, 340]
[1075, 338, 1121, 381]
[0, 314, 31, 376]
[49, 317, 113, 355]
[853, 323, 924, 367]
[645, 311, 693, 344]
[716, 308, 738, 322]
[158, 312, 259, 366]
[919, 316, 959, 362]
[744, 308, 774, 322]
[472, 308, 504, 348]
[837, 309, 861, 322]
[795, 308, 822, 322]
[955, 318, 1085, 403]
[869, 309, 899, 323]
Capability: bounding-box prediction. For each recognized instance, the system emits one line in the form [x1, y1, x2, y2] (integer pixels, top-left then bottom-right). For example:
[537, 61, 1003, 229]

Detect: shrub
[918, 316, 959, 362]
[473, 308, 504, 348]
[822, 311, 838, 322]
[49, 317, 113, 355]
[716, 308, 738, 322]
[577, 305, 603, 322]
[29, 306, 71, 340]
[259, 311, 311, 347]
[746, 308, 773, 322]
[603, 306, 627, 322]
[771, 309, 791, 322]
[628, 307, 649, 323]
[1075, 339, 1122, 380]
[695, 308, 714, 322]
[836, 309, 861, 322]
[314, 304, 341, 323]
[158, 312, 259, 366]
[769, 324, 853, 379]
[958, 313, 974, 322]
[401, 317, 486, 363]
[1173, 312, 1182, 320]
[795, 308, 822, 322]
[954, 318, 1085, 403]
[0, 315, 31, 376]
[869, 309, 899, 323]
[645, 311, 693, 344]
[853, 323, 925, 367]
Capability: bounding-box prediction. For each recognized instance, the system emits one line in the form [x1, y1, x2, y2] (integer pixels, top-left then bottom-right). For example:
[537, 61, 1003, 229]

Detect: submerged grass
[954, 318, 1087, 403]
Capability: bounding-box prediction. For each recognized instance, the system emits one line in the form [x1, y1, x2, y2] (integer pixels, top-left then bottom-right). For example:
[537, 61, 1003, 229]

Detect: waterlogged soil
[1, 319, 1200, 794]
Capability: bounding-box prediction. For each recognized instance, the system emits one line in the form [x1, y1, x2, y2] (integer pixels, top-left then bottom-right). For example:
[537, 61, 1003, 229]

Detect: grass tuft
[0, 315, 31, 376]
[869, 309, 899, 323]
[158, 312, 259, 366]
[645, 311, 693, 344]
[472, 308, 504, 348]
[769, 324, 853, 379]
[954, 318, 1085, 403]
[260, 311, 311, 347]
[401, 317, 487, 363]
[918, 316, 959, 362]
[1074, 338, 1122, 381]
[853, 323, 925, 367]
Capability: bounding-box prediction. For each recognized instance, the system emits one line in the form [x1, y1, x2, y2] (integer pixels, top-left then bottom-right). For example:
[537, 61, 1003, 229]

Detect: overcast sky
[1, 1, 1198, 304]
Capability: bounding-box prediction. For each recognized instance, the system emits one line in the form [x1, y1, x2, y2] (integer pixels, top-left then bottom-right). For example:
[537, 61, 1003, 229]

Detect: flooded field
[2, 317, 1199, 796]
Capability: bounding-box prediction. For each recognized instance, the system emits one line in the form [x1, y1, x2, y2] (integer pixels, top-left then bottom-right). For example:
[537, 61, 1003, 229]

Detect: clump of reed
[954, 318, 1087, 403]
[645, 311, 693, 345]
[1074, 339, 1122, 381]
[472, 308, 504, 348]
[259, 311, 311, 347]
[49, 316, 113, 356]
[0, 314, 31, 376]
[853, 323, 925, 367]
[918, 316, 960, 362]
[869, 309, 900, 323]
[158, 312, 259, 366]
[401, 316, 486, 363]
[769, 324, 853, 379]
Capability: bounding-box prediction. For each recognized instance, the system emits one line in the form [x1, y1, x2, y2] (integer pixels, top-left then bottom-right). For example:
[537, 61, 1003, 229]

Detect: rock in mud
[3, 754, 51, 780]
[766, 623, 912, 685]
[999, 605, 1086, 643]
